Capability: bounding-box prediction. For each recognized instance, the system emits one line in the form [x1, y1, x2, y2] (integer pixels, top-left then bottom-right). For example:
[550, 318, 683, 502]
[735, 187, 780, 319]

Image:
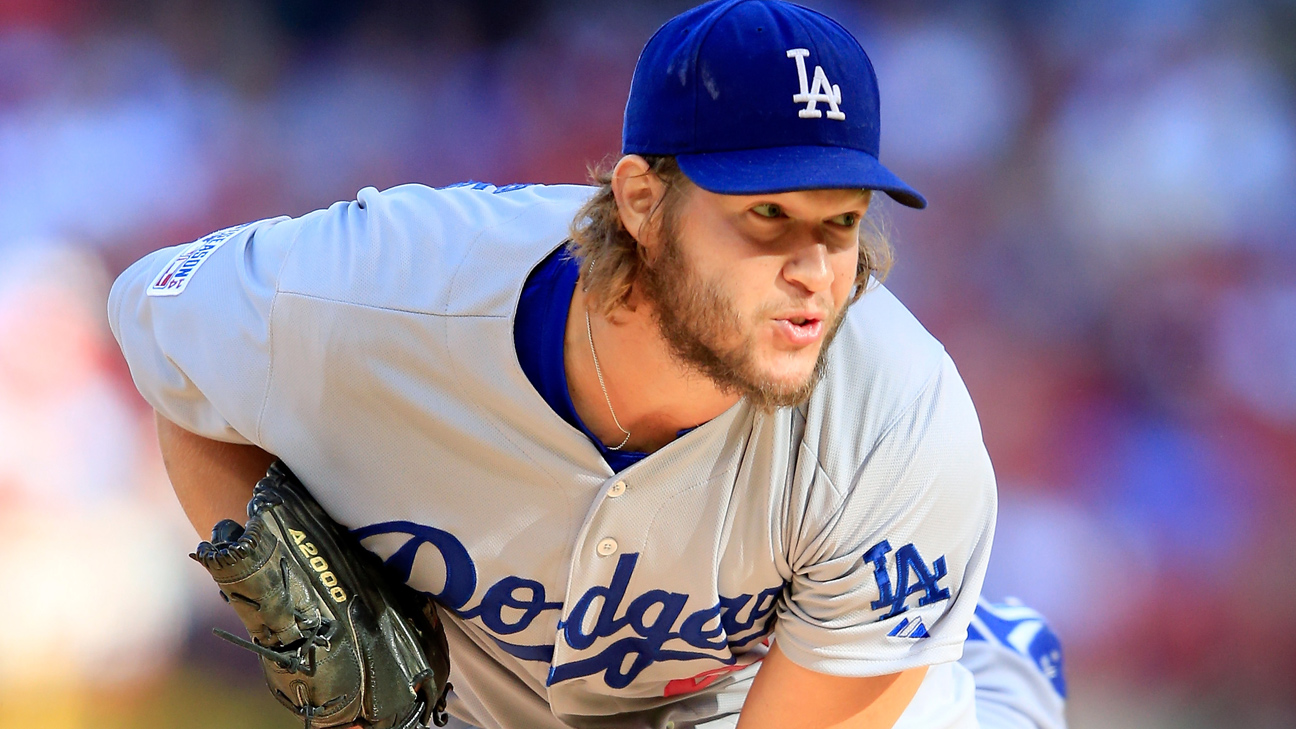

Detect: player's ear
[610, 155, 665, 248]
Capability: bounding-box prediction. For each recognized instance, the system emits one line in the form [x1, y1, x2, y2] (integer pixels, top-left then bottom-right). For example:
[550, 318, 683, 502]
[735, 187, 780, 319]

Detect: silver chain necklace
[584, 306, 632, 450]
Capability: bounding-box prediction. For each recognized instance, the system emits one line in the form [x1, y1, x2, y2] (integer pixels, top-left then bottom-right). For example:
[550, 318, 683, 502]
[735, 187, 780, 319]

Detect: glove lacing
[212, 616, 334, 676]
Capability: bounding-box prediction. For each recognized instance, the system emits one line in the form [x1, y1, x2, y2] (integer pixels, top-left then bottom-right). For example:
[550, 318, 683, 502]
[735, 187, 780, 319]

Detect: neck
[564, 283, 740, 453]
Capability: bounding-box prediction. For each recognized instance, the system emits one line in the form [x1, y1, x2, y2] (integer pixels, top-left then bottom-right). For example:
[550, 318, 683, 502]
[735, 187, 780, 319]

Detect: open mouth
[775, 316, 825, 345]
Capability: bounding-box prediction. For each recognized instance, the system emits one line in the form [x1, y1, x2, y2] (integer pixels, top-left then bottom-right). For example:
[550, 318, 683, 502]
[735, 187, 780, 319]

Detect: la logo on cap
[786, 48, 845, 121]
[621, 0, 927, 208]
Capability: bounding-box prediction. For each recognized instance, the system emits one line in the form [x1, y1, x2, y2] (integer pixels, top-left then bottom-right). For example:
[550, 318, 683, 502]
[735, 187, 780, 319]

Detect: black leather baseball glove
[191, 461, 452, 728]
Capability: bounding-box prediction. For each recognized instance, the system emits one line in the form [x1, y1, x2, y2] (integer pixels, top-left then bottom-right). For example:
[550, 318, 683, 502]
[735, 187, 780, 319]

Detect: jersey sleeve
[774, 353, 997, 677]
[108, 215, 296, 445]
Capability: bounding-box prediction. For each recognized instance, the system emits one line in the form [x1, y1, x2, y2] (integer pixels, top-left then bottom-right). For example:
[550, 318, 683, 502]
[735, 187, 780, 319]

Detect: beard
[638, 227, 851, 412]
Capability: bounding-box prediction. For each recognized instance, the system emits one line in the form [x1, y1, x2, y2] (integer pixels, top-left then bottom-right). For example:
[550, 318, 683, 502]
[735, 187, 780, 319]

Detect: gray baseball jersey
[109, 182, 997, 729]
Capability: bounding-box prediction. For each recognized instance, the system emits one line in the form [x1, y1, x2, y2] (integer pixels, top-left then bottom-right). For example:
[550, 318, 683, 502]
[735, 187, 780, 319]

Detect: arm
[737, 643, 927, 729]
[108, 217, 297, 535]
[155, 411, 277, 536]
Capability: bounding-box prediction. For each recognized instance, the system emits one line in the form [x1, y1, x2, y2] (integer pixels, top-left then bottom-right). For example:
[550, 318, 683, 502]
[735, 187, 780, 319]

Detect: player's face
[639, 185, 867, 409]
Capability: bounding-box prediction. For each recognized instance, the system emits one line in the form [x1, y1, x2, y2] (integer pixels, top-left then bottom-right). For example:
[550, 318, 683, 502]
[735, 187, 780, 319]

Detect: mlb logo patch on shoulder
[147, 221, 256, 297]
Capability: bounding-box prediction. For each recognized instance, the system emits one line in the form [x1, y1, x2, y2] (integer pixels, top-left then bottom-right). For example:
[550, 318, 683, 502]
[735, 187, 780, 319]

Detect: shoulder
[788, 281, 995, 558]
[801, 282, 956, 473]
[833, 281, 948, 397]
[358, 181, 594, 240]
[272, 182, 595, 316]
[790, 281, 995, 525]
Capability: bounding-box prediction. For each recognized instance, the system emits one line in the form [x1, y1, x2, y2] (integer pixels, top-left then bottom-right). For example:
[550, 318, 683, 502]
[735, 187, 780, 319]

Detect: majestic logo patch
[786, 48, 845, 120]
[887, 615, 929, 640]
[147, 221, 255, 297]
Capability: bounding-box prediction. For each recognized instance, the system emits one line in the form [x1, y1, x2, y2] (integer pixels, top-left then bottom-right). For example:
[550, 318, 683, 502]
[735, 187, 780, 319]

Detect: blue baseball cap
[623, 0, 926, 209]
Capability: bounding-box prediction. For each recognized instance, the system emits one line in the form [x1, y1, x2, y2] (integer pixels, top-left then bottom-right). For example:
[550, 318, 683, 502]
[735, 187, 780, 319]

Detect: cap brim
[675, 146, 927, 209]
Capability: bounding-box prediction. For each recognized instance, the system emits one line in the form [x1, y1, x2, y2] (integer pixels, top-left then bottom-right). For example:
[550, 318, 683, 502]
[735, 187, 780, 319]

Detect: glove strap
[211, 621, 332, 676]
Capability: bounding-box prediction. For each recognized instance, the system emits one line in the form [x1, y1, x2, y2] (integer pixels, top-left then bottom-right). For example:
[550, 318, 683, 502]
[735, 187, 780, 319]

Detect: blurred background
[1, 0, 1293, 727]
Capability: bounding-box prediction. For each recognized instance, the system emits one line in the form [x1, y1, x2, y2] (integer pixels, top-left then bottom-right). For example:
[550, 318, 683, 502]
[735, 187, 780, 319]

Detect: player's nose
[780, 240, 833, 295]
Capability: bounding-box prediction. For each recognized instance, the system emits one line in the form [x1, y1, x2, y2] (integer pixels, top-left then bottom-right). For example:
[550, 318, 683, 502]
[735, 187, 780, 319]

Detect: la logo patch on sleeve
[147, 221, 255, 297]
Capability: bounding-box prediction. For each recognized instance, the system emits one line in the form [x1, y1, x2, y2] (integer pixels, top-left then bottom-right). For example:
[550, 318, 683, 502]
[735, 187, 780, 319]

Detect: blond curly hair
[566, 156, 894, 315]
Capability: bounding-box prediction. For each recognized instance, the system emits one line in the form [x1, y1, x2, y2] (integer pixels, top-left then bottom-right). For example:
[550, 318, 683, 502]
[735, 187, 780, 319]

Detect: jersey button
[596, 538, 618, 557]
[608, 480, 627, 498]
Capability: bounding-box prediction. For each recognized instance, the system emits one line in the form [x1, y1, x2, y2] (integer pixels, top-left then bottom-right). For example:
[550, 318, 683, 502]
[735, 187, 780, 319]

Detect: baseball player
[109, 1, 1067, 727]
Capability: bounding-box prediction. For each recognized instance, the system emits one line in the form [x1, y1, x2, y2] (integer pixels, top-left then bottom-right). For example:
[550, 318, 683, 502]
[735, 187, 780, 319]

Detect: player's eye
[751, 203, 785, 219]
[828, 212, 860, 227]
